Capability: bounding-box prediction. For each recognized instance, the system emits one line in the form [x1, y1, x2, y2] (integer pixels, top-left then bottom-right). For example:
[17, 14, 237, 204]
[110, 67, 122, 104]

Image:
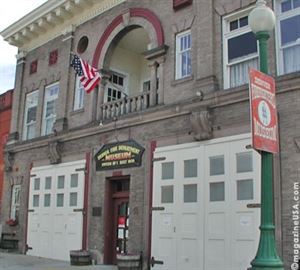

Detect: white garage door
[151, 135, 261, 270]
[27, 160, 85, 261]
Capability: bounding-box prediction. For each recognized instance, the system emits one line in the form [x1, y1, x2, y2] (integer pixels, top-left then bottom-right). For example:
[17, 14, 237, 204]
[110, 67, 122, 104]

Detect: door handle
[150, 256, 164, 267]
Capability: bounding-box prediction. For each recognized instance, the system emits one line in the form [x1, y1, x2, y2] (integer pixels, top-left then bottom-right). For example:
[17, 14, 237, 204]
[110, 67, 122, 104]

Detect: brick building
[0, 0, 299, 269]
[0, 90, 13, 215]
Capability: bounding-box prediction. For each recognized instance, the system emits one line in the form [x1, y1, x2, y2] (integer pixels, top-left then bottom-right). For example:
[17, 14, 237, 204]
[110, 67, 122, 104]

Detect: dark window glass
[77, 36, 89, 54]
[113, 75, 118, 84]
[49, 50, 58, 66]
[27, 107, 37, 123]
[228, 32, 257, 61]
[230, 20, 238, 31]
[117, 92, 121, 99]
[119, 77, 124, 86]
[281, 0, 292, 12]
[46, 100, 55, 117]
[239, 16, 248, 27]
[280, 15, 300, 45]
[108, 88, 111, 96]
[30, 60, 38, 74]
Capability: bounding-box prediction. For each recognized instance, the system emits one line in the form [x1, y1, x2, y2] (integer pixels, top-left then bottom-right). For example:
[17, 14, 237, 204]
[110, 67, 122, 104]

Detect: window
[30, 60, 38, 74]
[276, 0, 300, 74]
[162, 162, 174, 179]
[73, 75, 85, 110]
[223, 12, 258, 88]
[105, 72, 126, 102]
[42, 83, 59, 135]
[49, 49, 58, 66]
[23, 90, 38, 140]
[10, 185, 21, 219]
[175, 30, 192, 79]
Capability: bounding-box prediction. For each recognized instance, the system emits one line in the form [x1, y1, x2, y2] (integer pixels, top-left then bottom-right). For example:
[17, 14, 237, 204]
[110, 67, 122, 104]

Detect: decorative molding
[173, 0, 193, 11]
[4, 151, 14, 172]
[143, 45, 169, 61]
[92, 8, 165, 68]
[0, 0, 126, 51]
[190, 110, 213, 141]
[48, 140, 62, 164]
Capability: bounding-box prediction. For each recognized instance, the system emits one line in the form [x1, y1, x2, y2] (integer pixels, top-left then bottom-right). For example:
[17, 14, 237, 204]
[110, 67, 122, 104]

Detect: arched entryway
[92, 8, 168, 121]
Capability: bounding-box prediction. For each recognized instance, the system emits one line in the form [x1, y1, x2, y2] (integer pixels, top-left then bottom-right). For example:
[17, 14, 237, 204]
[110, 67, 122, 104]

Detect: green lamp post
[249, 1, 284, 269]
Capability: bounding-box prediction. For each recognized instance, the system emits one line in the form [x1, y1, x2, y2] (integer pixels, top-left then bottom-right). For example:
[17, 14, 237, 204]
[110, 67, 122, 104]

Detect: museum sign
[94, 140, 145, 171]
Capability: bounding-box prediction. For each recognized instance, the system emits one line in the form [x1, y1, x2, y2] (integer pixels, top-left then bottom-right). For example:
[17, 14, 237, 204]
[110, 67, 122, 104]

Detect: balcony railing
[100, 91, 151, 120]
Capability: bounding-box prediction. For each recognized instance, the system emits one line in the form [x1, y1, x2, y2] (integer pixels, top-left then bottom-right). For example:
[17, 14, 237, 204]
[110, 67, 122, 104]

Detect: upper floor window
[105, 72, 127, 102]
[23, 90, 38, 140]
[175, 30, 192, 79]
[30, 60, 38, 75]
[49, 49, 58, 66]
[276, 0, 300, 75]
[73, 75, 85, 111]
[42, 83, 59, 135]
[223, 12, 258, 89]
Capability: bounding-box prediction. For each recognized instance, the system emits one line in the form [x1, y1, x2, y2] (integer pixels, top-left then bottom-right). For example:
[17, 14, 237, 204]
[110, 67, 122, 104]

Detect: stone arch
[92, 8, 165, 69]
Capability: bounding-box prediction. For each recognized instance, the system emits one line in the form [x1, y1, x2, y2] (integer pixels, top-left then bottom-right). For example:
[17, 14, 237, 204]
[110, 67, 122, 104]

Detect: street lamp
[249, 1, 284, 269]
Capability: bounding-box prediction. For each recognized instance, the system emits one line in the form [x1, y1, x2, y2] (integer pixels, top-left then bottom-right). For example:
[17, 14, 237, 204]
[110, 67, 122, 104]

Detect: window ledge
[70, 108, 85, 116]
[171, 74, 194, 86]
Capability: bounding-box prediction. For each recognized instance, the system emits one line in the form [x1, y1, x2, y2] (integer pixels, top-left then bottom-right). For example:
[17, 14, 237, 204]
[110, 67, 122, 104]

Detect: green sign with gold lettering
[94, 140, 145, 171]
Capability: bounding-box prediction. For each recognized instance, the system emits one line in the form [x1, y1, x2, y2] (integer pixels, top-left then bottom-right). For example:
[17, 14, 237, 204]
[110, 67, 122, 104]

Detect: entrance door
[27, 160, 85, 261]
[113, 197, 129, 264]
[151, 135, 261, 270]
[104, 178, 130, 265]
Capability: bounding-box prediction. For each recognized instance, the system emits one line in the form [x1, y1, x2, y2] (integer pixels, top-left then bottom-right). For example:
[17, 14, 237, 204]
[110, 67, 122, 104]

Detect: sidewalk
[0, 252, 117, 270]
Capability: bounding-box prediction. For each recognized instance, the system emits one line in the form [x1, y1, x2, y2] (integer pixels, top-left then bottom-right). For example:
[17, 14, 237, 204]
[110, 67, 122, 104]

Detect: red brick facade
[0, 90, 13, 211]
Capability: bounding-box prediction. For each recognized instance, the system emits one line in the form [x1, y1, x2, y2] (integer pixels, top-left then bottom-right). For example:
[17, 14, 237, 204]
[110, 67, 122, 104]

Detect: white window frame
[10, 184, 21, 220]
[23, 90, 38, 140]
[42, 82, 59, 136]
[223, 7, 259, 89]
[175, 29, 192, 80]
[275, 0, 300, 75]
[104, 70, 128, 103]
[73, 75, 85, 111]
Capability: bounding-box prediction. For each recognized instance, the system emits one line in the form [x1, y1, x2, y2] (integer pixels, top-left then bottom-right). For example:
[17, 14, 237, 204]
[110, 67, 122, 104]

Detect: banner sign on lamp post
[249, 68, 279, 153]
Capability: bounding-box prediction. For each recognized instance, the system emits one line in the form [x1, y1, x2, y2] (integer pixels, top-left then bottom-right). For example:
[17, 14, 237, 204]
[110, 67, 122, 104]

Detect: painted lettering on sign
[249, 68, 279, 153]
[94, 140, 145, 171]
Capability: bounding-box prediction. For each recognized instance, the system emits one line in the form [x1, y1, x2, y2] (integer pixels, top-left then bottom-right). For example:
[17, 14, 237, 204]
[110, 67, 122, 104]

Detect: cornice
[0, 0, 126, 52]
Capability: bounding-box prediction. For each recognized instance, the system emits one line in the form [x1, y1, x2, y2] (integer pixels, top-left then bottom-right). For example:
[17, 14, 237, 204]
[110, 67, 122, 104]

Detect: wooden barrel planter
[69, 250, 92, 266]
[116, 253, 141, 270]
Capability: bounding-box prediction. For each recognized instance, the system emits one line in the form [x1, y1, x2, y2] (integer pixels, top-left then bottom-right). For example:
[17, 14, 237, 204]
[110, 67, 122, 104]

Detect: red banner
[249, 68, 279, 153]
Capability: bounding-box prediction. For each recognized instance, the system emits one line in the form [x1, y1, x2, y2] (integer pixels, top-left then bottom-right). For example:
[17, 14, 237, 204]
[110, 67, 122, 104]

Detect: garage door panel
[233, 240, 256, 269]
[27, 160, 85, 261]
[178, 238, 198, 270]
[152, 136, 260, 270]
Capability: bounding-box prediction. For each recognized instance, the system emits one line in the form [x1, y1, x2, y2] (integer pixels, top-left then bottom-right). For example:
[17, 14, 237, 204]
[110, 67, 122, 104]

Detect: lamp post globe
[249, 0, 275, 33]
[248, 1, 284, 270]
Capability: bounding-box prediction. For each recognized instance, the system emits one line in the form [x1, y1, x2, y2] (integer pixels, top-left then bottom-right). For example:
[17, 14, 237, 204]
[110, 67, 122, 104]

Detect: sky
[0, 0, 47, 95]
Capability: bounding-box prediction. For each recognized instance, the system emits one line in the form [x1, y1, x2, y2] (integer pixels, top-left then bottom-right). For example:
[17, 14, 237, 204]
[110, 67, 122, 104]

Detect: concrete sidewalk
[0, 252, 117, 270]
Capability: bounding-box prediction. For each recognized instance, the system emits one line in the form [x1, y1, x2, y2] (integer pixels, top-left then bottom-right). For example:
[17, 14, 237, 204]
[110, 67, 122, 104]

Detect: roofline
[0, 0, 66, 39]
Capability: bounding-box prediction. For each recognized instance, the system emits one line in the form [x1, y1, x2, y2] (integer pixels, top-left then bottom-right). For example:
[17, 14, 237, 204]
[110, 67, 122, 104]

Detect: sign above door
[94, 140, 145, 171]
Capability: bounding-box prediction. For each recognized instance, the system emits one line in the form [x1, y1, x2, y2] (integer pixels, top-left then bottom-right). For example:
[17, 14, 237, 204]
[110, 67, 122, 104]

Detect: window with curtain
[23, 90, 38, 140]
[277, 0, 300, 75]
[42, 83, 59, 135]
[73, 75, 85, 111]
[223, 13, 259, 89]
[175, 30, 192, 79]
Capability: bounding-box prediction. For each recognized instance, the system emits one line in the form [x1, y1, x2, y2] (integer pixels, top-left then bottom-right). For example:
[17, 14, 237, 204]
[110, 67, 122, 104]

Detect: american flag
[70, 54, 101, 93]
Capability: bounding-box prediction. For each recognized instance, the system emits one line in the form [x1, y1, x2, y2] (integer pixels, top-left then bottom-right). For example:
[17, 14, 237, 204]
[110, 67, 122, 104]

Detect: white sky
[0, 0, 47, 94]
